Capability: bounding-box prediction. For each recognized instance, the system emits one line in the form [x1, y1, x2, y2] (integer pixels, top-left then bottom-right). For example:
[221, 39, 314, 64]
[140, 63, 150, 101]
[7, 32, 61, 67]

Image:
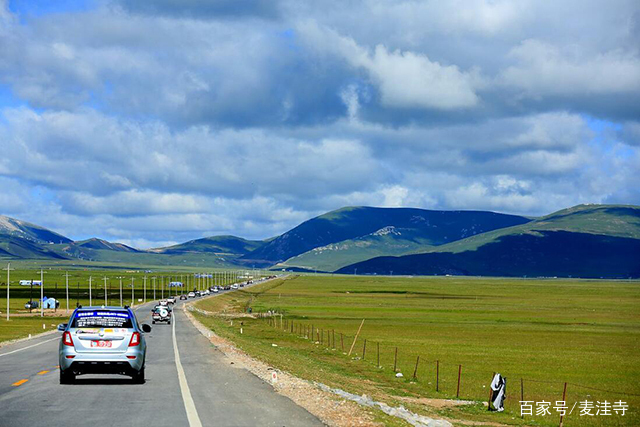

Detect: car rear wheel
[132, 366, 145, 384]
[59, 369, 75, 384]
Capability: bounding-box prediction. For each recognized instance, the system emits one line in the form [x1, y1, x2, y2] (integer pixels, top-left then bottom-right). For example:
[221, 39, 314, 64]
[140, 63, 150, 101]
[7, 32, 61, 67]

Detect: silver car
[58, 306, 151, 384]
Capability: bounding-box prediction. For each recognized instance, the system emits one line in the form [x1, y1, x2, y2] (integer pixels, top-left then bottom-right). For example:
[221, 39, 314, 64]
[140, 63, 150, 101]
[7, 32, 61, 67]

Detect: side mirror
[57, 323, 67, 332]
[141, 324, 152, 333]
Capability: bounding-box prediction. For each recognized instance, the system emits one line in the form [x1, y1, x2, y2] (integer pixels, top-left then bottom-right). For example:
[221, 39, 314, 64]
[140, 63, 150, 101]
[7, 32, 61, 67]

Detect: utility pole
[65, 271, 69, 314]
[131, 277, 134, 306]
[119, 277, 123, 306]
[103, 276, 108, 306]
[89, 276, 92, 306]
[153, 277, 156, 300]
[4, 263, 13, 321]
[40, 269, 44, 317]
[143, 276, 147, 303]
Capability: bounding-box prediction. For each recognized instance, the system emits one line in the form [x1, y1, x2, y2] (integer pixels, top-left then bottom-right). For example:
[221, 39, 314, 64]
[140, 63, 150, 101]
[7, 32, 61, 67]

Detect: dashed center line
[37, 370, 49, 375]
[12, 379, 28, 387]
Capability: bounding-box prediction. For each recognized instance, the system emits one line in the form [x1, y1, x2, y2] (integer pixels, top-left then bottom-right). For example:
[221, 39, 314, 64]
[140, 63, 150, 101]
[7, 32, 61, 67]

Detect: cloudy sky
[1, 0, 639, 248]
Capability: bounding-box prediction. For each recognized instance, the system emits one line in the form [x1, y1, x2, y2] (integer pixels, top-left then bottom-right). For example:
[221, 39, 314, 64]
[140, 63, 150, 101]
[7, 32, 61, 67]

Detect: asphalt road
[0, 289, 323, 427]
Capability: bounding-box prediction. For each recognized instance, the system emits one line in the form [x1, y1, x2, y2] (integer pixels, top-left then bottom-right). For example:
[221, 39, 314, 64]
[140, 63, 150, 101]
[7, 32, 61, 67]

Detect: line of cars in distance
[56, 275, 278, 385]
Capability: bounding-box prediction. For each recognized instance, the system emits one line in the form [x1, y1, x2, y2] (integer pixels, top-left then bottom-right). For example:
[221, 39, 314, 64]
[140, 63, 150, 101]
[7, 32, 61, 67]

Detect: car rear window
[71, 310, 134, 328]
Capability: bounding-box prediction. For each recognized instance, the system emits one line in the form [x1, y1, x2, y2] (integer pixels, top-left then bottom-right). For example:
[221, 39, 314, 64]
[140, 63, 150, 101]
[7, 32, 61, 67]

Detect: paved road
[0, 289, 323, 427]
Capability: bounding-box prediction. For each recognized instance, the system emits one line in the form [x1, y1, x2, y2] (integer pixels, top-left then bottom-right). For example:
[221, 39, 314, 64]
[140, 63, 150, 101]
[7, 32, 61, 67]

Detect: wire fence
[250, 312, 638, 425]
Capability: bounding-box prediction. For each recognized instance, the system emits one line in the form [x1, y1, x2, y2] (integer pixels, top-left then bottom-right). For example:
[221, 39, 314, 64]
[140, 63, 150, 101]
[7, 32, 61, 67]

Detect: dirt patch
[183, 305, 384, 427]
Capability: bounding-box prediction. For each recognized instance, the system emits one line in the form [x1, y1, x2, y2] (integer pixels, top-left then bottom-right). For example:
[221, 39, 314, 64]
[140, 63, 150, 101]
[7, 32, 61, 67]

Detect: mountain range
[1, 204, 638, 278]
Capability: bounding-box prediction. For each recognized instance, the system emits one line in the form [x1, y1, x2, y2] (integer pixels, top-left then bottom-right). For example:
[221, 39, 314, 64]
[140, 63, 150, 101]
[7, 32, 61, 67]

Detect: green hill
[337, 205, 640, 278]
[243, 206, 530, 266]
[74, 238, 141, 252]
[152, 235, 265, 256]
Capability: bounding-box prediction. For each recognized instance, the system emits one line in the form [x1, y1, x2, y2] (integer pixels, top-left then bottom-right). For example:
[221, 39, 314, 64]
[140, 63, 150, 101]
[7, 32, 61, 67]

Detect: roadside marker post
[456, 365, 462, 398]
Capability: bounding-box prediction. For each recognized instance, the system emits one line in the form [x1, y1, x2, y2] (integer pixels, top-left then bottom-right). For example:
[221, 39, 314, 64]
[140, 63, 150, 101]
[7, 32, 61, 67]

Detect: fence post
[362, 339, 367, 359]
[559, 382, 568, 427]
[393, 347, 398, 372]
[332, 330, 335, 348]
[412, 356, 420, 380]
[456, 365, 462, 398]
[377, 342, 380, 367]
[436, 360, 439, 391]
[348, 319, 365, 356]
[520, 378, 524, 415]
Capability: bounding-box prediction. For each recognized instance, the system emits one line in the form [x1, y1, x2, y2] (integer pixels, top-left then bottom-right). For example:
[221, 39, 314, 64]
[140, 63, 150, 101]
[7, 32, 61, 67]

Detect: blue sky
[0, 0, 639, 248]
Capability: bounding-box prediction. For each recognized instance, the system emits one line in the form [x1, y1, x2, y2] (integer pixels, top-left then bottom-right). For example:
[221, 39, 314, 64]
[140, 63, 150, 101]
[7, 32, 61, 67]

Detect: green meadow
[193, 275, 640, 426]
[0, 267, 244, 343]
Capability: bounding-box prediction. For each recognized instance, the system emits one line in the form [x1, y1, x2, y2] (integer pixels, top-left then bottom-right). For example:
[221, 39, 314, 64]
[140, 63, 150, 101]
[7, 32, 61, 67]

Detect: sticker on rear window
[72, 311, 133, 328]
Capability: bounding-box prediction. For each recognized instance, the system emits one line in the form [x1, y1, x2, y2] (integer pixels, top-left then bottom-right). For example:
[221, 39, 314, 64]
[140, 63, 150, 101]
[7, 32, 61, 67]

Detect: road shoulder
[183, 304, 384, 427]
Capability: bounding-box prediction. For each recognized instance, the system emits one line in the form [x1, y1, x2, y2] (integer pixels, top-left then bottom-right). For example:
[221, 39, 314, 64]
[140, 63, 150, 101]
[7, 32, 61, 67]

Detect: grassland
[0, 267, 248, 343]
[193, 275, 640, 426]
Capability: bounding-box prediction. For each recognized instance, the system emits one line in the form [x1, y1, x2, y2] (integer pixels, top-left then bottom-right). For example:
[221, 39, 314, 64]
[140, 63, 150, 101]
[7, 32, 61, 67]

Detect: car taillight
[62, 331, 74, 346]
[129, 332, 141, 347]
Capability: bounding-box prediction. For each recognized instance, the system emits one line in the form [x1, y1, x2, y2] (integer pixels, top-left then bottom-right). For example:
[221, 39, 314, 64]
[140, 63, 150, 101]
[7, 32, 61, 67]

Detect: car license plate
[91, 340, 112, 348]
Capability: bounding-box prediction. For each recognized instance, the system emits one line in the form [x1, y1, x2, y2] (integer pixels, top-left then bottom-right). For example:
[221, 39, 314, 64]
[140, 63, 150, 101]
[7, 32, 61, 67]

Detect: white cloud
[0, 1, 638, 246]
[502, 39, 640, 96]
[298, 21, 482, 110]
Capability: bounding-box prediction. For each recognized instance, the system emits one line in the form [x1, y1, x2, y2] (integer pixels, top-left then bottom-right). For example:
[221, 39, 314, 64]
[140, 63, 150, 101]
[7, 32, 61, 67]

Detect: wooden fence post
[362, 339, 367, 359]
[348, 319, 365, 356]
[456, 365, 462, 398]
[377, 342, 380, 367]
[393, 347, 398, 372]
[436, 360, 439, 391]
[559, 382, 568, 427]
[412, 356, 420, 380]
[341, 333, 344, 351]
[332, 330, 335, 348]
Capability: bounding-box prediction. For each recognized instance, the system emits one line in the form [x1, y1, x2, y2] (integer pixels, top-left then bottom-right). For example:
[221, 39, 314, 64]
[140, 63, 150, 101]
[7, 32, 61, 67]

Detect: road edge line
[0, 336, 59, 358]
[173, 309, 203, 427]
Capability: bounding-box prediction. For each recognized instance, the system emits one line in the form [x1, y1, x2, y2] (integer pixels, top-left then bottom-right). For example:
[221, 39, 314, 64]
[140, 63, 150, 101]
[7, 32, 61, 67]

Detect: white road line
[0, 337, 59, 358]
[173, 310, 203, 427]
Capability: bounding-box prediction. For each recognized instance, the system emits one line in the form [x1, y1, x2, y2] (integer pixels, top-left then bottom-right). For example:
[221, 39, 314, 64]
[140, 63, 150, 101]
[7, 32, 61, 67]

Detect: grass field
[0, 267, 251, 343]
[193, 275, 640, 426]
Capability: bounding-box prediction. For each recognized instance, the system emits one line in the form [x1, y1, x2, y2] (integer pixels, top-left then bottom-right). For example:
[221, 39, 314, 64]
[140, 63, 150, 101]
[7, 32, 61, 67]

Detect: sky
[0, 0, 639, 248]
